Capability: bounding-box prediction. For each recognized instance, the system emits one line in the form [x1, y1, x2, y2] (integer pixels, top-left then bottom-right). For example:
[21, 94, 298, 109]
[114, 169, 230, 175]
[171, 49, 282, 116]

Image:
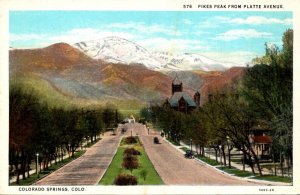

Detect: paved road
[34, 131, 122, 185]
[34, 123, 261, 186]
[130, 123, 258, 185]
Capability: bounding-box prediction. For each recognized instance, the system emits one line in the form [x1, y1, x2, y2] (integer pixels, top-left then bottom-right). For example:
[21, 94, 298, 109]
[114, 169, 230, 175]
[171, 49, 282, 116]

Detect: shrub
[140, 169, 148, 181]
[124, 148, 141, 156]
[122, 155, 139, 173]
[114, 173, 137, 185]
[124, 136, 137, 144]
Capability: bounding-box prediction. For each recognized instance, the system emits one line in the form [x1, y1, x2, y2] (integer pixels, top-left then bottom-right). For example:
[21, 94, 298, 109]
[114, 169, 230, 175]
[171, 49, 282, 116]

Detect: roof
[253, 135, 272, 143]
[172, 75, 182, 85]
[168, 92, 196, 107]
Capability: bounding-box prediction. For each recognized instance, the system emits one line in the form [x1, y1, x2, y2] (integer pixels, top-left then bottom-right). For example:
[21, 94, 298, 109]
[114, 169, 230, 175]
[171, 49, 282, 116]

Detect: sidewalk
[162, 137, 291, 186]
[179, 142, 272, 175]
[9, 132, 110, 184]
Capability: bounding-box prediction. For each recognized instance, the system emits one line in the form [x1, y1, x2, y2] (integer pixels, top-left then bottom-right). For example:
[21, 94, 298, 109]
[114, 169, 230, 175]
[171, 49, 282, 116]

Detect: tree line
[9, 84, 121, 184]
[141, 29, 293, 176]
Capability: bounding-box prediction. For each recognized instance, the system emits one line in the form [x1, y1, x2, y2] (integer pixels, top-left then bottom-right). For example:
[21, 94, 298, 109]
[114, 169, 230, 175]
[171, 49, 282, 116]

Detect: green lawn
[99, 137, 163, 185]
[216, 166, 292, 183]
[10, 150, 85, 186]
[216, 166, 254, 177]
[251, 175, 292, 183]
[196, 155, 220, 166]
[178, 146, 292, 184]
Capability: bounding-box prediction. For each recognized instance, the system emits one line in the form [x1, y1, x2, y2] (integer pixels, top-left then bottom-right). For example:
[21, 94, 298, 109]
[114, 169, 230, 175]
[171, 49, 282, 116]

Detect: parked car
[184, 150, 194, 159]
[153, 137, 159, 144]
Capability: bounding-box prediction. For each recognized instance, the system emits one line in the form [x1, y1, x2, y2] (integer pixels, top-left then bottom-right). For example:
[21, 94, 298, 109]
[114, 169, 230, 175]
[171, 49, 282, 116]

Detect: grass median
[99, 136, 163, 185]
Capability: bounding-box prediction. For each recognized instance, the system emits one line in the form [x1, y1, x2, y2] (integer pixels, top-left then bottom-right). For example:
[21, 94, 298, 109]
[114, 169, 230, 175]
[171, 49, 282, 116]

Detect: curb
[163, 137, 292, 186]
[95, 133, 124, 185]
[31, 150, 87, 185]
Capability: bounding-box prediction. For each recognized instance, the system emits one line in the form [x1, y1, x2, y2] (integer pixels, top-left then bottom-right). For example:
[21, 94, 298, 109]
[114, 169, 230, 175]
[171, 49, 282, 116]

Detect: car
[153, 137, 159, 144]
[184, 150, 194, 159]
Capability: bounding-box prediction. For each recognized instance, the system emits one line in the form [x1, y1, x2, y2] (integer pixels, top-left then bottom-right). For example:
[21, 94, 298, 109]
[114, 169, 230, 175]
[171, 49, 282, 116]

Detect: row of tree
[9, 84, 121, 184]
[142, 29, 293, 176]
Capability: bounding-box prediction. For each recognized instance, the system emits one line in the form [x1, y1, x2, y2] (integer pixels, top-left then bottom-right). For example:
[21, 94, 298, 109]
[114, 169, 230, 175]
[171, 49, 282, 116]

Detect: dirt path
[34, 131, 122, 185]
[130, 123, 258, 185]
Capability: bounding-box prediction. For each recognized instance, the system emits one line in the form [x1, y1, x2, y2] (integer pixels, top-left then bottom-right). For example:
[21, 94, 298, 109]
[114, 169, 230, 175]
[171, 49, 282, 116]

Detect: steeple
[193, 91, 200, 107]
[172, 74, 182, 94]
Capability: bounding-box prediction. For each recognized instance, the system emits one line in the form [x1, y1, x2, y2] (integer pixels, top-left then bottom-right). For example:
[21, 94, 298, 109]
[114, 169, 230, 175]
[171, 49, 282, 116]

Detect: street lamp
[68, 144, 71, 158]
[36, 153, 39, 178]
[219, 145, 222, 169]
[174, 133, 177, 144]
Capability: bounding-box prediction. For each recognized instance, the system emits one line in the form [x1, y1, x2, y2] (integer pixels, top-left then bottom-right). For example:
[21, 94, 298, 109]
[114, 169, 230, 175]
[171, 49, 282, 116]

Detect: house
[167, 76, 200, 113]
[249, 124, 272, 159]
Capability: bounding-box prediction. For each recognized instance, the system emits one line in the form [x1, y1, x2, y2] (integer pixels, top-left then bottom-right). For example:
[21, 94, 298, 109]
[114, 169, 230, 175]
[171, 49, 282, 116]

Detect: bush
[114, 174, 137, 185]
[122, 155, 139, 172]
[124, 136, 138, 144]
[124, 148, 141, 156]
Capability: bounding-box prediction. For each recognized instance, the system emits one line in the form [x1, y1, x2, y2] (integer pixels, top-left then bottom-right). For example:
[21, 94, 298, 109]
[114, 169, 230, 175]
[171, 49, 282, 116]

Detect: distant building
[167, 75, 200, 113]
[123, 114, 135, 123]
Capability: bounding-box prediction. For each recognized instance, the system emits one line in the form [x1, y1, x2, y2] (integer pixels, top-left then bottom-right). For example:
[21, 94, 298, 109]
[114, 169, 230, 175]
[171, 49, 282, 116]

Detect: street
[131, 123, 258, 185]
[34, 131, 122, 185]
[35, 123, 262, 185]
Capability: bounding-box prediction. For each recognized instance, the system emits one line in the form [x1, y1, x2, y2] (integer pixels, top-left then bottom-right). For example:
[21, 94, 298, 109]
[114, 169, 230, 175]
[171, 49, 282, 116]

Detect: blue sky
[9, 11, 292, 65]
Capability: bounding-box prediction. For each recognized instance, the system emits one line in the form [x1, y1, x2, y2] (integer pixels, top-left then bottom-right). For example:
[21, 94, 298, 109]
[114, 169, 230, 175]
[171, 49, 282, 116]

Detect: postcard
[0, 0, 299, 194]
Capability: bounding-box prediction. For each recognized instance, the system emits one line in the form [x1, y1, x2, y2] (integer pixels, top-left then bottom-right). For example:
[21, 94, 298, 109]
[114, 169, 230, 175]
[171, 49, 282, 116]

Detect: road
[34, 131, 122, 185]
[34, 123, 259, 185]
[130, 123, 258, 185]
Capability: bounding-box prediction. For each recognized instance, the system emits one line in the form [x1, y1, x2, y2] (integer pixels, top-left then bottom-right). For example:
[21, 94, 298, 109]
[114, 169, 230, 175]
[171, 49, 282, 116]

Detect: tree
[102, 105, 117, 129]
[140, 169, 148, 181]
[202, 93, 263, 175]
[122, 154, 139, 173]
[242, 29, 293, 174]
[9, 83, 40, 183]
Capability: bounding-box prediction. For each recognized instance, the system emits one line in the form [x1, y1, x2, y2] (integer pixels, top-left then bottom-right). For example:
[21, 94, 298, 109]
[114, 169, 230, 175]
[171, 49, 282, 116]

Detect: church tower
[172, 75, 182, 94]
[194, 91, 200, 108]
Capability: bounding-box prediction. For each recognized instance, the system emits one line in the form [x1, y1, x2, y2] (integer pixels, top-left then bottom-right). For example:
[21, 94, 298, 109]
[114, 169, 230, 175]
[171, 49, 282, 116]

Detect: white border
[0, 0, 299, 194]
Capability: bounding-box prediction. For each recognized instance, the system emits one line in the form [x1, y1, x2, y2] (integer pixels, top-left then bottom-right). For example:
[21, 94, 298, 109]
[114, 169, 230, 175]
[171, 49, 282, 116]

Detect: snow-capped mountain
[74, 36, 238, 71]
[152, 52, 237, 71]
[74, 36, 163, 70]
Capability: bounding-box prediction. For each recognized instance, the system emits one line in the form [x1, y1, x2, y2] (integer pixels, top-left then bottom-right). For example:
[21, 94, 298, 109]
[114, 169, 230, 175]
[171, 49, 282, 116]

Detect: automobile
[121, 128, 127, 133]
[153, 137, 159, 144]
[184, 150, 194, 159]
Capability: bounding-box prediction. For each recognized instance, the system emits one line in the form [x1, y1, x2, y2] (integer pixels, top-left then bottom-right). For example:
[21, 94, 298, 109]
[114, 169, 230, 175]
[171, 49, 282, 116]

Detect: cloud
[48, 28, 138, 43]
[108, 22, 182, 36]
[202, 51, 258, 65]
[182, 19, 192, 25]
[215, 29, 272, 41]
[10, 33, 46, 41]
[198, 16, 292, 29]
[136, 37, 209, 53]
[10, 28, 139, 48]
[228, 16, 292, 25]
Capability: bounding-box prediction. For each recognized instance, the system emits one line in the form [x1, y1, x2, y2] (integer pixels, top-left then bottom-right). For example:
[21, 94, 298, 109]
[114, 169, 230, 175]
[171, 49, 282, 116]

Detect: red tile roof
[253, 135, 272, 143]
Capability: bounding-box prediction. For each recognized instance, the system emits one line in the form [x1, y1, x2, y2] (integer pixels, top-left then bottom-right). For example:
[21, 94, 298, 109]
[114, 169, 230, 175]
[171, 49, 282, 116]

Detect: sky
[9, 11, 292, 65]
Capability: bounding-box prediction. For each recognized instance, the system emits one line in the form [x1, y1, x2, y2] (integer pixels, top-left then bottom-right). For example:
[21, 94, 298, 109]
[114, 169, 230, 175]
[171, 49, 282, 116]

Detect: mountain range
[10, 37, 246, 110]
[73, 36, 238, 72]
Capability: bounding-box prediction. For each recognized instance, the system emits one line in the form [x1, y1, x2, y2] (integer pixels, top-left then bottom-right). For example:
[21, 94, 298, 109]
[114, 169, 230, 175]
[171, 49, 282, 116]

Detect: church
[167, 76, 200, 113]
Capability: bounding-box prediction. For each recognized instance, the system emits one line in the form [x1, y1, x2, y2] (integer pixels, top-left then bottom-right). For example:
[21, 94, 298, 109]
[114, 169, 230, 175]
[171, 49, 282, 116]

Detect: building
[167, 76, 200, 113]
[249, 124, 272, 159]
